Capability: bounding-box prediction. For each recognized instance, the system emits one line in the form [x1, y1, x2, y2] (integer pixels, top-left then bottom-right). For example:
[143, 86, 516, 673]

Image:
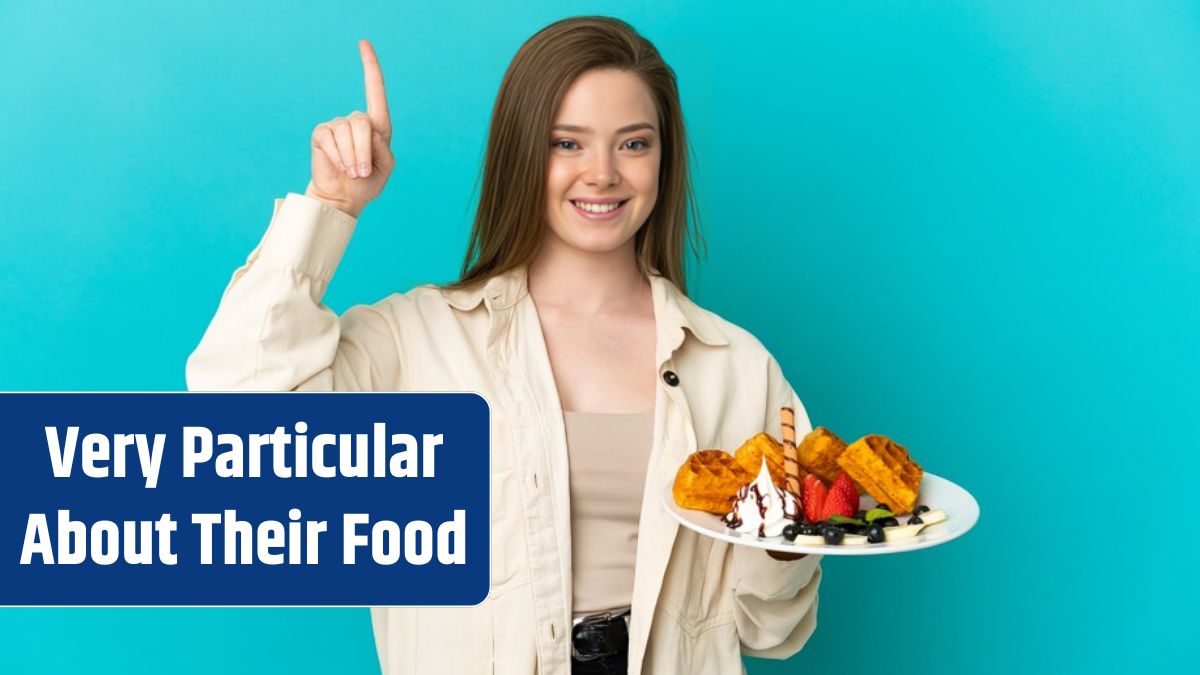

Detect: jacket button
[662, 370, 680, 387]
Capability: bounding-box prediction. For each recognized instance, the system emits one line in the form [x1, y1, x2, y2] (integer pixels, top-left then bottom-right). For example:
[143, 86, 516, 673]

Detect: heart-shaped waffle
[674, 433, 794, 515]
[731, 432, 789, 488]
[798, 426, 848, 484]
[836, 434, 924, 513]
[672, 450, 751, 515]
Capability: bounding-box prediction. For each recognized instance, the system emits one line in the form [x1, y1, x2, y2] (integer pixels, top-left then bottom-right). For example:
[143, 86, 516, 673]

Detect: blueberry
[866, 524, 885, 543]
[914, 505, 931, 515]
[907, 515, 924, 525]
[877, 517, 900, 528]
[821, 525, 845, 545]
[876, 504, 891, 513]
[799, 524, 820, 536]
[854, 510, 868, 521]
[781, 524, 799, 541]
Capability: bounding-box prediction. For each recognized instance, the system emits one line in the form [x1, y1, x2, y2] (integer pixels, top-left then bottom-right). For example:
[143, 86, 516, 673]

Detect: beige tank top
[563, 410, 655, 617]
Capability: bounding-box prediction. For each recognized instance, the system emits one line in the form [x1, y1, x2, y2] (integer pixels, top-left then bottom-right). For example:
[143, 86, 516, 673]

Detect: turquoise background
[1, 0, 1196, 673]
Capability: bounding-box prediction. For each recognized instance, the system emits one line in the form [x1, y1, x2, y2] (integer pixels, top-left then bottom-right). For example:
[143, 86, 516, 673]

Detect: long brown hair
[446, 15, 704, 294]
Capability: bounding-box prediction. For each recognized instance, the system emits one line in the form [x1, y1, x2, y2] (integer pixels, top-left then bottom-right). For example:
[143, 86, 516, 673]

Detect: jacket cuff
[256, 192, 357, 280]
[732, 545, 822, 602]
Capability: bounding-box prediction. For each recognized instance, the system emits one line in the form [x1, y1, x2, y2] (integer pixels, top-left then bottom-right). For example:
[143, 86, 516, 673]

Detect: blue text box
[0, 392, 490, 606]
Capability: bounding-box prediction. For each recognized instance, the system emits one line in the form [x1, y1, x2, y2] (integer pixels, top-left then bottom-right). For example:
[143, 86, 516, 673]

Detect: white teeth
[573, 200, 623, 213]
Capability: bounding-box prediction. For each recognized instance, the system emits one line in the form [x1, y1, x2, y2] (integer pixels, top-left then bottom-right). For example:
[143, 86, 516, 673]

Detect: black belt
[571, 609, 630, 662]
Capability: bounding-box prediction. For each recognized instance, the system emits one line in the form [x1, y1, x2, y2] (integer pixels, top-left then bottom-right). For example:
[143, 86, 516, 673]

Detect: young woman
[188, 16, 822, 675]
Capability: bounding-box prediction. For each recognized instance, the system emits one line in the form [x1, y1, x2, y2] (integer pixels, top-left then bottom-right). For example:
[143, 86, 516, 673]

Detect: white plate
[661, 471, 979, 556]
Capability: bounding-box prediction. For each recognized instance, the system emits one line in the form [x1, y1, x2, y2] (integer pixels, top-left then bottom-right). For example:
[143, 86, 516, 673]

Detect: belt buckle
[571, 610, 630, 662]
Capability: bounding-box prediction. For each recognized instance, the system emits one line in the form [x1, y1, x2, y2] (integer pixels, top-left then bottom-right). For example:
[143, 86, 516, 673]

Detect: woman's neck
[527, 234, 649, 314]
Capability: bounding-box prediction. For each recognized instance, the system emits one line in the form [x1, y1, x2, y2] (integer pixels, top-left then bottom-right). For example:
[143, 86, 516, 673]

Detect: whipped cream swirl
[721, 458, 801, 537]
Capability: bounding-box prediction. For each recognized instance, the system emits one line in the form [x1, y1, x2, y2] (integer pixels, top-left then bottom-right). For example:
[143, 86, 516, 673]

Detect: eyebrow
[551, 122, 657, 134]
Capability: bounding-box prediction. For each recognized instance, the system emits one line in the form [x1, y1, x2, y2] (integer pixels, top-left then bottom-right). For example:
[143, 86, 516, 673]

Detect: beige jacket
[186, 194, 823, 675]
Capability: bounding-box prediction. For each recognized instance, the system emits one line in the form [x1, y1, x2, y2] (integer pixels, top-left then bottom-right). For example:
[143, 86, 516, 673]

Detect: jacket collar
[441, 264, 730, 347]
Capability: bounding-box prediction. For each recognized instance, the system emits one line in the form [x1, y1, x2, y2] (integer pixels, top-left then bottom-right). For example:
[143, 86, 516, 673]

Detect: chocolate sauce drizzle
[721, 483, 802, 536]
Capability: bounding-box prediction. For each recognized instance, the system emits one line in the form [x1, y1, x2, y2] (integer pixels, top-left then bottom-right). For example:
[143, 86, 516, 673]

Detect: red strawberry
[801, 474, 827, 523]
[820, 489, 856, 520]
[829, 473, 860, 514]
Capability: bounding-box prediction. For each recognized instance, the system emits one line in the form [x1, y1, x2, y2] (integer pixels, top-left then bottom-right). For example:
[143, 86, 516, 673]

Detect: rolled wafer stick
[780, 406, 802, 497]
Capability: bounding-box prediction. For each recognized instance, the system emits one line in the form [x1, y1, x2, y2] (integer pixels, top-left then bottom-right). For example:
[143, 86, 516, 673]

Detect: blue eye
[625, 139, 648, 150]
[553, 140, 578, 150]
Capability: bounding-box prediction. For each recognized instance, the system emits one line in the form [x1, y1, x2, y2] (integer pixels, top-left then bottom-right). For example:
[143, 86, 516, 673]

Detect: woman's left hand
[766, 550, 807, 561]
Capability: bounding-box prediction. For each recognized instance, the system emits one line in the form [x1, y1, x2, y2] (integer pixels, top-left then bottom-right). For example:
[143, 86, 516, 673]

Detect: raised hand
[304, 39, 395, 218]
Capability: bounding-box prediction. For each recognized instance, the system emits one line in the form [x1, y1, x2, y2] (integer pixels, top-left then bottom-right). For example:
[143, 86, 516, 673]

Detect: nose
[585, 149, 619, 188]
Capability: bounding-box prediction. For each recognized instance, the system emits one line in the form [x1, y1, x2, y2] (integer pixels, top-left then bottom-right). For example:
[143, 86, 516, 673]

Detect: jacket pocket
[659, 530, 736, 629]
[644, 604, 742, 675]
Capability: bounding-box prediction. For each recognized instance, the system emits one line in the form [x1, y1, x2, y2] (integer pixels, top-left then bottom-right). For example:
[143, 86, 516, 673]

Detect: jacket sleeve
[729, 355, 823, 658]
[186, 193, 402, 392]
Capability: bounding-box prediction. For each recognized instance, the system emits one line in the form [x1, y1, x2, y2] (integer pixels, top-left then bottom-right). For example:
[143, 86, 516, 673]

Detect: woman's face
[544, 68, 661, 256]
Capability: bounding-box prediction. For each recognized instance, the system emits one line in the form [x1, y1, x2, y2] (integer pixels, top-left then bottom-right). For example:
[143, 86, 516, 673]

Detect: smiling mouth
[570, 199, 630, 215]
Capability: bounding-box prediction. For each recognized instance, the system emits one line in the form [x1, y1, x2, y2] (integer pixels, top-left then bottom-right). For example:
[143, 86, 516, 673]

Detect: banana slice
[883, 509, 947, 541]
[917, 509, 947, 526]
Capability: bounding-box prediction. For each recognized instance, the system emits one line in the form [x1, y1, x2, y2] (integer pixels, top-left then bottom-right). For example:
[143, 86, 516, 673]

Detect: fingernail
[359, 162, 370, 177]
[348, 164, 358, 178]
[337, 162, 346, 173]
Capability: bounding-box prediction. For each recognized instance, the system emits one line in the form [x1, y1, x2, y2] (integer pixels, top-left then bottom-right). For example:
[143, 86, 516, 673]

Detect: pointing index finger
[359, 39, 391, 141]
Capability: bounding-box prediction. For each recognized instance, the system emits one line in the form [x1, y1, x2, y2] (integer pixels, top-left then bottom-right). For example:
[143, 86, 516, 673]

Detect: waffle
[836, 434, 924, 513]
[797, 427, 848, 484]
[673, 450, 750, 515]
[731, 432, 789, 488]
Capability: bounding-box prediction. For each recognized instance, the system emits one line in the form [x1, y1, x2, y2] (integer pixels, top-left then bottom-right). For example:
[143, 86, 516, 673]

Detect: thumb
[371, 132, 395, 173]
